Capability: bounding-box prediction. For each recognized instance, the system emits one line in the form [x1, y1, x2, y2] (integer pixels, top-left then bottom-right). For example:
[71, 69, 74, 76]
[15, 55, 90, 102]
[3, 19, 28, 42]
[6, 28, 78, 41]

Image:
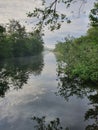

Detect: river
[0, 51, 97, 130]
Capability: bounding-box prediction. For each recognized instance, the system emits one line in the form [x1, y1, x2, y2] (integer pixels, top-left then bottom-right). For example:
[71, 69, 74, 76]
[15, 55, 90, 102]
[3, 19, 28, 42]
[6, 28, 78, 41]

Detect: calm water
[0, 51, 97, 130]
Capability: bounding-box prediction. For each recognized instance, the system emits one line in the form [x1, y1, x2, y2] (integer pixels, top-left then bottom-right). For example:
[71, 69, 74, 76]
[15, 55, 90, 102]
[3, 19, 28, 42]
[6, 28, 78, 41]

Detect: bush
[55, 28, 98, 83]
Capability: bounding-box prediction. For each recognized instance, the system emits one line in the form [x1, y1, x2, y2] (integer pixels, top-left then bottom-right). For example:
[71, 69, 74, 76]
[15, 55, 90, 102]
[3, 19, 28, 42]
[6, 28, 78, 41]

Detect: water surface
[0, 52, 97, 130]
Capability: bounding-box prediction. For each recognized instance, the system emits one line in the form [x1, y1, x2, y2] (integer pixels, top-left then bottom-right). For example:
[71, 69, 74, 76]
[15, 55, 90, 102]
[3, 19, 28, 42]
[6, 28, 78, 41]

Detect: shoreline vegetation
[0, 20, 44, 59]
[54, 26, 98, 83]
[54, 28, 98, 84]
[54, 2, 98, 83]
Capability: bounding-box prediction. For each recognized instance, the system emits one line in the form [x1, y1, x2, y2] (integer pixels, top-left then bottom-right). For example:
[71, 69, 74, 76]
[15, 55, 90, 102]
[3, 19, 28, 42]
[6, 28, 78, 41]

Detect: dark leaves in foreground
[27, 0, 87, 31]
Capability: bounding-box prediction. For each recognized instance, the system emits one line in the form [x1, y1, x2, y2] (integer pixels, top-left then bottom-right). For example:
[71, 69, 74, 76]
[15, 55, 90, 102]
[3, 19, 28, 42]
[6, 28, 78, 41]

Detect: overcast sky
[0, 0, 95, 48]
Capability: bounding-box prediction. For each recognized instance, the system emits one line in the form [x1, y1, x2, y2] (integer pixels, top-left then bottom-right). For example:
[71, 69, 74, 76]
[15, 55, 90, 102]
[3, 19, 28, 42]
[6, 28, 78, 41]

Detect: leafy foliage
[27, 0, 87, 31]
[55, 2, 98, 83]
[0, 20, 44, 59]
[89, 2, 98, 27]
[55, 31, 98, 82]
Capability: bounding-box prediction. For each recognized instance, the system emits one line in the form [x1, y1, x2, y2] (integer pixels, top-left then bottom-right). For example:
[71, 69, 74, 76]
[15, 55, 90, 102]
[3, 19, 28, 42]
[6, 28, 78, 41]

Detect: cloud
[0, 0, 42, 23]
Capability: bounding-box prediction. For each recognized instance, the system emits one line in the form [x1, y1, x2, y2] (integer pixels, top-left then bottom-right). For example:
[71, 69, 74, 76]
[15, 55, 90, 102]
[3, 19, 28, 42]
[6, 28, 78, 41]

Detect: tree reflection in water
[55, 54, 98, 130]
[85, 93, 98, 130]
[0, 54, 44, 97]
[32, 116, 69, 130]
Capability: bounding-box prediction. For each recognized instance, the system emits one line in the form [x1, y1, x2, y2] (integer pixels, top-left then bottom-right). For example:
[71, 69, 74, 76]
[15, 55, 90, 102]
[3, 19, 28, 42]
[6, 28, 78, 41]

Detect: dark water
[0, 52, 97, 130]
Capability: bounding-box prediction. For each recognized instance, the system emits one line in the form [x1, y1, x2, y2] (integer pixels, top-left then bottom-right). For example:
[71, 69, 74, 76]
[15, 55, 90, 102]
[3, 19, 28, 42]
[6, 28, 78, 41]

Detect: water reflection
[0, 54, 44, 97]
[55, 54, 98, 130]
[85, 93, 98, 130]
[32, 116, 69, 130]
[0, 52, 98, 130]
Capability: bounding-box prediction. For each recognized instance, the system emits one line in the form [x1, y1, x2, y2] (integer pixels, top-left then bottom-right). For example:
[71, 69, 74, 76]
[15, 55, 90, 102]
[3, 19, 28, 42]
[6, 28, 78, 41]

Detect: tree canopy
[89, 2, 98, 27]
[0, 20, 44, 59]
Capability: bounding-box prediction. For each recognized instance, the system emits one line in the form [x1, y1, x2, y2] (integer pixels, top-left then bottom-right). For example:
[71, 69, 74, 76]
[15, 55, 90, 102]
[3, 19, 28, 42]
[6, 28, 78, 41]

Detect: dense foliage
[55, 2, 98, 83]
[0, 20, 44, 59]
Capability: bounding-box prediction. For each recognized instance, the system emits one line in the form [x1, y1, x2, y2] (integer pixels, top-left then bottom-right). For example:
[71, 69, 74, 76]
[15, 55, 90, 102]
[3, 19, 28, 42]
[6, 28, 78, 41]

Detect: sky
[0, 0, 95, 48]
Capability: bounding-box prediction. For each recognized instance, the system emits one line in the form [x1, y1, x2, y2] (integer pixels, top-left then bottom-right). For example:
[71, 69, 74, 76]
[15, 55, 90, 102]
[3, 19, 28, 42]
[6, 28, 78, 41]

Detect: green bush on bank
[55, 27, 98, 82]
[55, 2, 98, 83]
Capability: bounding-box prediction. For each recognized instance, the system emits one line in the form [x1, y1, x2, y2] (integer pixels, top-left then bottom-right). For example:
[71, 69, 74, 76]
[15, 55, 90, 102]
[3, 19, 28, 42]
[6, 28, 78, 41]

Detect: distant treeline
[0, 20, 44, 59]
[55, 2, 98, 83]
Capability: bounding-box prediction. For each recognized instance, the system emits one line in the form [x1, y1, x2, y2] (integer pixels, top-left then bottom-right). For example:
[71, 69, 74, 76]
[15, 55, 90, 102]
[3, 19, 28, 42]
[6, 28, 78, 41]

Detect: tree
[0, 25, 9, 58]
[28, 0, 89, 31]
[87, 2, 98, 42]
[7, 20, 27, 40]
[0, 20, 44, 59]
[89, 2, 98, 27]
[0, 25, 6, 41]
[0, 25, 6, 34]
